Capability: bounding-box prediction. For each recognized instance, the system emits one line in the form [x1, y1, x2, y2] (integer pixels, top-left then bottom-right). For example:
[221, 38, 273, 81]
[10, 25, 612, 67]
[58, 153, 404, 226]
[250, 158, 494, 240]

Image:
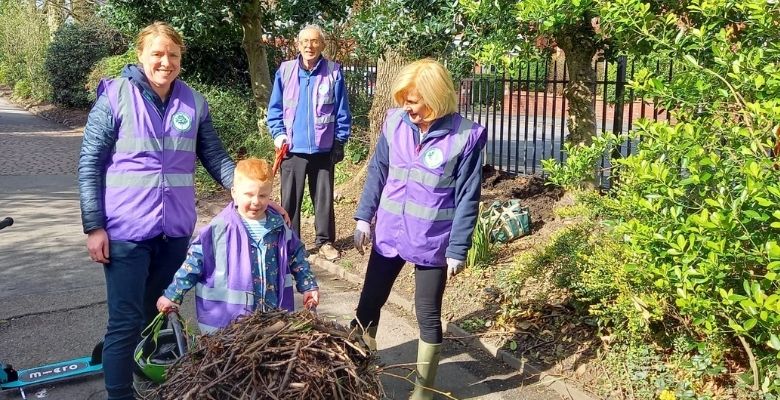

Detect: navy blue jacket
[78, 64, 234, 234]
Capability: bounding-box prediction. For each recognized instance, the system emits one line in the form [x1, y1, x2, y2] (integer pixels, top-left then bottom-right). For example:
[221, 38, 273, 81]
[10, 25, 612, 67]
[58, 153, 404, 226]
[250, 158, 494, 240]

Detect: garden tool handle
[166, 311, 188, 357]
[272, 143, 288, 177]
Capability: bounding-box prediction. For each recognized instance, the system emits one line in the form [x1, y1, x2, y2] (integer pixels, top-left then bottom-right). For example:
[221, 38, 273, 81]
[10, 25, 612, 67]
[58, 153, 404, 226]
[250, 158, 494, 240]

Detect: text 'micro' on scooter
[0, 217, 104, 399]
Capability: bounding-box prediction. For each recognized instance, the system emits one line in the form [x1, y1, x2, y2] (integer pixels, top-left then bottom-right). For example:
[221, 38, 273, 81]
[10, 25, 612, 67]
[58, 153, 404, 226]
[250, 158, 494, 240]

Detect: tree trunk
[240, 0, 273, 132]
[556, 26, 598, 145]
[46, 0, 63, 37]
[349, 48, 408, 186]
[367, 48, 407, 149]
[70, 0, 94, 22]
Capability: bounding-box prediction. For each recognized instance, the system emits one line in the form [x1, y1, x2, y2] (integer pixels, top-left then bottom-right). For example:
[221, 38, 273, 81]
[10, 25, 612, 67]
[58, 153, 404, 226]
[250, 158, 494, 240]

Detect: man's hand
[353, 220, 371, 255]
[87, 228, 110, 264]
[446, 258, 465, 280]
[331, 140, 345, 164]
[156, 296, 179, 314]
[274, 134, 288, 150]
[303, 289, 320, 310]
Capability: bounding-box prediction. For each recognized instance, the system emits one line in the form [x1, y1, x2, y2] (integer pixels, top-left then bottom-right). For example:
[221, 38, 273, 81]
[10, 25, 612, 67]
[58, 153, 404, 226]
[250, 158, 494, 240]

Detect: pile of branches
[154, 310, 383, 400]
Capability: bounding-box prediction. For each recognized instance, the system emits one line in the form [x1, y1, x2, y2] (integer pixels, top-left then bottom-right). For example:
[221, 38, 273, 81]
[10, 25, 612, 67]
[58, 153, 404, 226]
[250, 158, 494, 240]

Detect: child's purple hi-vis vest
[99, 78, 205, 241]
[195, 204, 296, 333]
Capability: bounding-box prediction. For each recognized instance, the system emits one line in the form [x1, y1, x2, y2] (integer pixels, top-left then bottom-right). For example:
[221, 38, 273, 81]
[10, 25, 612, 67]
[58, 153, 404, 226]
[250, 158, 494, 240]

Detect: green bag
[486, 199, 531, 243]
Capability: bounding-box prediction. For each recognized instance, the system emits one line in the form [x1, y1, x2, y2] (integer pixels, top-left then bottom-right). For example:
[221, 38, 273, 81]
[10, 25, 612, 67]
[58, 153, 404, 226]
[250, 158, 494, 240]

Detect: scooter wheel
[1, 362, 18, 384]
[90, 340, 104, 366]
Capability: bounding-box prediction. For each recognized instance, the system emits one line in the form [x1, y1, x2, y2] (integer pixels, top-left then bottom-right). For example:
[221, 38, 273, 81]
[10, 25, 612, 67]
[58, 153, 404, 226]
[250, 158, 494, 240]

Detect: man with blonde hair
[267, 24, 352, 261]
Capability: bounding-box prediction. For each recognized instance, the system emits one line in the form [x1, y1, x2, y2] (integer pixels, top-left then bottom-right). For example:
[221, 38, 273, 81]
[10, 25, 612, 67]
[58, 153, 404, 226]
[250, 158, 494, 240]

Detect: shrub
[0, 2, 51, 101]
[542, 132, 621, 191]
[187, 82, 273, 194]
[85, 49, 137, 103]
[44, 20, 126, 108]
[12, 79, 32, 99]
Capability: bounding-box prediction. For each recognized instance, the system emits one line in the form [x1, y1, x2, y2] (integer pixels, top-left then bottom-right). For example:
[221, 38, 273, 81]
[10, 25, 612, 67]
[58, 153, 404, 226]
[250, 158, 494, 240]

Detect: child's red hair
[234, 158, 272, 184]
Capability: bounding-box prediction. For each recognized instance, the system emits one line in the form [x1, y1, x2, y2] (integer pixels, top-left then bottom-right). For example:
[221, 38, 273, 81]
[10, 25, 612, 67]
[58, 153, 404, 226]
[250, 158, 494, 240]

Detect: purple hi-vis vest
[195, 204, 295, 333]
[99, 78, 205, 241]
[374, 109, 485, 267]
[279, 59, 340, 149]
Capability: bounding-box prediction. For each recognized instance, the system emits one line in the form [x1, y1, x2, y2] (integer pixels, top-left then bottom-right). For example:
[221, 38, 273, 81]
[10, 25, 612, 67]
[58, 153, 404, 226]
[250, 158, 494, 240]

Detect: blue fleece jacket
[354, 112, 487, 261]
[267, 56, 351, 154]
[78, 64, 235, 234]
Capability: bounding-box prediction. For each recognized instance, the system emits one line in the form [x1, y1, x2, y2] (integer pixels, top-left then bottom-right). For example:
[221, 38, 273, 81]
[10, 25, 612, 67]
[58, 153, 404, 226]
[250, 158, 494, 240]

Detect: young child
[157, 158, 319, 333]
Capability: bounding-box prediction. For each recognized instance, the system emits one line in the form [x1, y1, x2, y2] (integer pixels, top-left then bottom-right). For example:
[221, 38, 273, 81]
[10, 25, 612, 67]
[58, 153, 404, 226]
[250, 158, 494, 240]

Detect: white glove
[353, 220, 372, 255]
[446, 258, 465, 280]
[274, 134, 288, 149]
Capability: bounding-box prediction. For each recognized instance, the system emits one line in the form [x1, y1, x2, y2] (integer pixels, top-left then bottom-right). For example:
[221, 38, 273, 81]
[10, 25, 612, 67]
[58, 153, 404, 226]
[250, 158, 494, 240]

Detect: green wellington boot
[410, 340, 442, 400]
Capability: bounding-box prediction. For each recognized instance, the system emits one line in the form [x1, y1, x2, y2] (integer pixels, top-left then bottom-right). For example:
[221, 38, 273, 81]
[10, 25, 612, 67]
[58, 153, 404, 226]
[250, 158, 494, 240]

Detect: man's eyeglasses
[299, 38, 322, 46]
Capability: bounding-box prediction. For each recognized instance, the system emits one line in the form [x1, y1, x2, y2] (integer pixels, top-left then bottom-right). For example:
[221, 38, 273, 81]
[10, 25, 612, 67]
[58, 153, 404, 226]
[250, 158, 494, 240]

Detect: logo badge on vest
[318, 84, 330, 95]
[171, 112, 192, 132]
[422, 148, 445, 169]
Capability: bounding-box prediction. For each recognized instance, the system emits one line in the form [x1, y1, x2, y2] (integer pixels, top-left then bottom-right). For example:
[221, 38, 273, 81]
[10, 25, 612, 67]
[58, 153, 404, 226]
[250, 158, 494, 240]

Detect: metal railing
[341, 57, 675, 181]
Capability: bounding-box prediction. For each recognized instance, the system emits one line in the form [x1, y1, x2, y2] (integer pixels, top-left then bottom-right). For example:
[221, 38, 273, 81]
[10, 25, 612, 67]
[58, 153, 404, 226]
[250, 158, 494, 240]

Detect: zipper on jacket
[306, 75, 314, 151]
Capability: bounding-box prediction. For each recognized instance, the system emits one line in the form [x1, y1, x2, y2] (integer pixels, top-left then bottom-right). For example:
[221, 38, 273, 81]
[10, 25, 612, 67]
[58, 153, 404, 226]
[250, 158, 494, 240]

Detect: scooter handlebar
[0, 217, 13, 231]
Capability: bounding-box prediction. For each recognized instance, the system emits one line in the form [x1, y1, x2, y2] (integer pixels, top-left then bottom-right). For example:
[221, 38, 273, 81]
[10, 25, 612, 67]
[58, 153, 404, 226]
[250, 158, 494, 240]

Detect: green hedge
[85, 49, 137, 103]
[44, 20, 125, 108]
[0, 2, 51, 101]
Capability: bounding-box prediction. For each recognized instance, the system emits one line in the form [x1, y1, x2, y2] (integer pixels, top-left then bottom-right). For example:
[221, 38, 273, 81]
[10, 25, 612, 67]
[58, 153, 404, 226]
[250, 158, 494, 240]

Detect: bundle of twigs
[154, 310, 383, 400]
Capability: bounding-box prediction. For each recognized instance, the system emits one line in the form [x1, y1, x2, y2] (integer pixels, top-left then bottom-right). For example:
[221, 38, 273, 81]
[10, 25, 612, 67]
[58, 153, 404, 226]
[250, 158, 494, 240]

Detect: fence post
[607, 56, 628, 188]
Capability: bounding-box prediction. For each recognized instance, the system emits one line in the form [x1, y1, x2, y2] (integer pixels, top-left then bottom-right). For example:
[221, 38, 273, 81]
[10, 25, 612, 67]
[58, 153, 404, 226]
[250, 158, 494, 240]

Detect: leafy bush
[542, 133, 620, 190]
[187, 81, 273, 194]
[12, 79, 32, 99]
[86, 49, 137, 103]
[0, 2, 51, 101]
[44, 20, 126, 108]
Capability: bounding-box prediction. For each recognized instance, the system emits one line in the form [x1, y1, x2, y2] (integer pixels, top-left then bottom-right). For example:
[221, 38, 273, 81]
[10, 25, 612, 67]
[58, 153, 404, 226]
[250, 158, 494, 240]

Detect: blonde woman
[352, 59, 487, 399]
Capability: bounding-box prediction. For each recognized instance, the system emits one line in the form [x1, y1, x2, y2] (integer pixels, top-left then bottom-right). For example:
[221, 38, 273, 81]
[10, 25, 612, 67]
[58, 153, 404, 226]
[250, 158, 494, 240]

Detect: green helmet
[133, 312, 190, 384]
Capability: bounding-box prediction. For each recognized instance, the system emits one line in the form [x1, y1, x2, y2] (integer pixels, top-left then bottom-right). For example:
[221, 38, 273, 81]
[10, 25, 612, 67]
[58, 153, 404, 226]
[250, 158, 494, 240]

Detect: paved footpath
[0, 95, 566, 400]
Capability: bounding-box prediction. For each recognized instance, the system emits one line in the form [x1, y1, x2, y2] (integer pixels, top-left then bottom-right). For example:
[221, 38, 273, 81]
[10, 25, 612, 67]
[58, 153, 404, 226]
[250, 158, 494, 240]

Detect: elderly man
[267, 24, 351, 261]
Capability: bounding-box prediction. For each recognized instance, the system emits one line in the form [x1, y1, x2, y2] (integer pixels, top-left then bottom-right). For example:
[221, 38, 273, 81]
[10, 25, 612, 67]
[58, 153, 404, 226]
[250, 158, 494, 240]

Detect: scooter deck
[0, 356, 102, 390]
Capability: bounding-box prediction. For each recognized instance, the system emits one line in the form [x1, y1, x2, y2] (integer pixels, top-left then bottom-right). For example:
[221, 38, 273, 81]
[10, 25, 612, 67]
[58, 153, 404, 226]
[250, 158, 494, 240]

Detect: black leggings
[355, 248, 447, 344]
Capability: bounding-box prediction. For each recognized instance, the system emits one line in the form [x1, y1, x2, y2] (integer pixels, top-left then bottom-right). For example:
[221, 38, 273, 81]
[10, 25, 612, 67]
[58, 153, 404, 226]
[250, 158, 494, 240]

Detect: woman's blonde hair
[391, 59, 457, 122]
[234, 158, 273, 185]
[135, 21, 186, 56]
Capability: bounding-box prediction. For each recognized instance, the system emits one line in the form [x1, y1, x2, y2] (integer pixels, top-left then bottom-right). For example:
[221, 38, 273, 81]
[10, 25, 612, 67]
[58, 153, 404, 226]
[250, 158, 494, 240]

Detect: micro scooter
[0, 217, 105, 399]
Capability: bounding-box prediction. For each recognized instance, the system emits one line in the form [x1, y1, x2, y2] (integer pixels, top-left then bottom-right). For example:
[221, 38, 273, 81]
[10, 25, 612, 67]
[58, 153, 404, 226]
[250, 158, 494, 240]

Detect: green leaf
[768, 241, 780, 259]
[684, 54, 699, 66]
[743, 318, 757, 331]
[755, 75, 766, 89]
[768, 334, 780, 350]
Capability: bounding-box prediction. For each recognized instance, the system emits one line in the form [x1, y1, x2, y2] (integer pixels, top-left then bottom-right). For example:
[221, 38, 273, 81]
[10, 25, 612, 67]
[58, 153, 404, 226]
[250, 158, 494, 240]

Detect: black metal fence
[341, 57, 675, 179]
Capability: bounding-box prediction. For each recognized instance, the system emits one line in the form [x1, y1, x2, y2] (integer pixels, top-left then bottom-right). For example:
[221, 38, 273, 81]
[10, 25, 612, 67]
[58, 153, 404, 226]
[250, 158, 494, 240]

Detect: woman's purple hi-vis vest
[279, 59, 340, 149]
[374, 109, 485, 267]
[99, 78, 205, 241]
[195, 203, 295, 333]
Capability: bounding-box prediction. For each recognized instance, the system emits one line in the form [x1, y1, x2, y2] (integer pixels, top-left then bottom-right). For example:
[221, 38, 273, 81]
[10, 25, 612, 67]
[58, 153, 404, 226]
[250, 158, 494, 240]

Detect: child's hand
[303, 289, 320, 310]
[156, 296, 179, 314]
